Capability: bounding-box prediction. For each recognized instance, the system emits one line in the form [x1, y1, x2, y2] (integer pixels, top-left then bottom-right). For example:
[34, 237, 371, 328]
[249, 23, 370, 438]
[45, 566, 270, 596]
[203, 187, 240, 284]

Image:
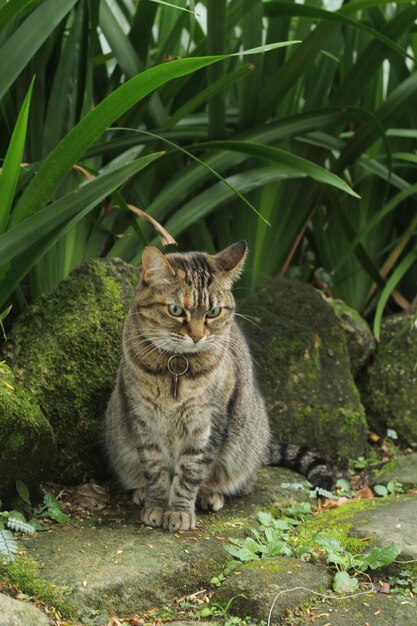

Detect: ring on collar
[167, 354, 189, 377]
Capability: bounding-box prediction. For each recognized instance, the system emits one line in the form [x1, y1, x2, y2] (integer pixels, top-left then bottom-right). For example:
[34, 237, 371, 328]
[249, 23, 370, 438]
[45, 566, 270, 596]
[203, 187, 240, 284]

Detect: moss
[292, 497, 393, 555]
[359, 311, 417, 445]
[2, 259, 139, 482]
[1, 555, 75, 617]
[0, 362, 56, 501]
[240, 278, 367, 463]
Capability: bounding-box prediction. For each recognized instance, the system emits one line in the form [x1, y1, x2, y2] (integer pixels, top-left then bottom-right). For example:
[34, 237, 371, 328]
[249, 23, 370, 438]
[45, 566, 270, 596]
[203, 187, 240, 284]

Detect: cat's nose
[190, 334, 204, 343]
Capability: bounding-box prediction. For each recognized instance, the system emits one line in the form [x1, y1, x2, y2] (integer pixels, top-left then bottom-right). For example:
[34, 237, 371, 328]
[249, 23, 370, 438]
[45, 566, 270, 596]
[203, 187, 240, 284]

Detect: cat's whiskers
[234, 312, 262, 329]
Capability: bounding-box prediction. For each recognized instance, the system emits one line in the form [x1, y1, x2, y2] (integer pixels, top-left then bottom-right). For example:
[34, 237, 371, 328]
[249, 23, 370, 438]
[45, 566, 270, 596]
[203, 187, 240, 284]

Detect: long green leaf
[373, 249, 417, 340]
[333, 184, 417, 273]
[0, 153, 162, 267]
[193, 141, 360, 198]
[164, 63, 252, 130]
[11, 42, 297, 227]
[0, 153, 162, 308]
[0, 78, 34, 234]
[10, 56, 224, 226]
[0, 0, 78, 101]
[338, 71, 417, 168]
[264, 2, 414, 61]
[99, 0, 142, 77]
[0, 0, 41, 35]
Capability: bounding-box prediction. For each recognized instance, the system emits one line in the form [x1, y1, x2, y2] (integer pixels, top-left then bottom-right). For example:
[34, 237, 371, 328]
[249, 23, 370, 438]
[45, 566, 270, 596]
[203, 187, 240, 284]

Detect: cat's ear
[213, 240, 247, 283]
[141, 246, 176, 284]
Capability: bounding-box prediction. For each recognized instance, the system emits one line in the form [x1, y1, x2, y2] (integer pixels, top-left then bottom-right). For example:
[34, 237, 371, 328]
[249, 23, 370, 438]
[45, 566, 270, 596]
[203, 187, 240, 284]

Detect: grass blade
[11, 54, 253, 226]
[194, 141, 360, 198]
[0, 153, 162, 307]
[0, 78, 34, 234]
[0, 0, 41, 35]
[0, 0, 78, 101]
[373, 249, 417, 340]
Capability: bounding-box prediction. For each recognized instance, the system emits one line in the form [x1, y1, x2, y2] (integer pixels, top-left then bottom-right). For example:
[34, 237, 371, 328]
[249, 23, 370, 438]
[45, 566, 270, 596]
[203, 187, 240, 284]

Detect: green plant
[373, 479, 405, 497]
[335, 478, 357, 499]
[220, 509, 402, 595]
[0, 481, 69, 563]
[1, 0, 413, 324]
[313, 532, 401, 593]
[388, 570, 417, 596]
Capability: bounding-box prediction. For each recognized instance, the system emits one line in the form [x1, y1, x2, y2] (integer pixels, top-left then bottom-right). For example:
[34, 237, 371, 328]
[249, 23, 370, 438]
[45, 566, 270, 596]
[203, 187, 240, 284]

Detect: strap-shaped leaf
[0, 153, 162, 307]
[0, 0, 78, 101]
[11, 42, 297, 227]
[191, 140, 360, 198]
[0, 78, 34, 234]
[0, 0, 41, 35]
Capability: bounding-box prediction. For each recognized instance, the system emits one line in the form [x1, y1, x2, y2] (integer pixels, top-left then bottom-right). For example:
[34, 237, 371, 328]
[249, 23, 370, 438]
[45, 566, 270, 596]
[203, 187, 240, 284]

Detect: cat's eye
[206, 306, 221, 319]
[168, 303, 185, 317]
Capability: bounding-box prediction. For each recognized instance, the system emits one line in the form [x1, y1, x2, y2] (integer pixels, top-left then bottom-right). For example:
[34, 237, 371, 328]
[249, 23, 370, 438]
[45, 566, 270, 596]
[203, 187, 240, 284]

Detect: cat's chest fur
[125, 362, 219, 462]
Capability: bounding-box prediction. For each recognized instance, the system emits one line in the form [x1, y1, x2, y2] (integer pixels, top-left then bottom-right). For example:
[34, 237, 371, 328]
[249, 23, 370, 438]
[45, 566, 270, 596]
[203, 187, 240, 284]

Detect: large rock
[2, 470, 416, 625]
[240, 278, 368, 463]
[213, 558, 331, 623]
[359, 310, 417, 446]
[2, 259, 139, 483]
[0, 362, 55, 502]
[326, 297, 376, 376]
[2, 468, 317, 619]
[281, 593, 417, 625]
[0, 592, 50, 626]
[373, 452, 417, 486]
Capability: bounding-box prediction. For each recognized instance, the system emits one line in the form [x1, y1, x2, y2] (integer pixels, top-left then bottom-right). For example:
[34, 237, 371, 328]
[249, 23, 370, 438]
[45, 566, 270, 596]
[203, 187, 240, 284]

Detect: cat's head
[132, 241, 247, 354]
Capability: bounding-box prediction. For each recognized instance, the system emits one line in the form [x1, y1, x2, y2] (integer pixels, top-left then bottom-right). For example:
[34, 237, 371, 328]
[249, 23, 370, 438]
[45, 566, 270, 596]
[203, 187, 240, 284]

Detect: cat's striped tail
[269, 440, 334, 492]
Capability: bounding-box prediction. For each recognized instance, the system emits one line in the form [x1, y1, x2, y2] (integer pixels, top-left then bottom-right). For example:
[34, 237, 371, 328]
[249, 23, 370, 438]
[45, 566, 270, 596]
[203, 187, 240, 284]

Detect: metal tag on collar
[167, 354, 189, 399]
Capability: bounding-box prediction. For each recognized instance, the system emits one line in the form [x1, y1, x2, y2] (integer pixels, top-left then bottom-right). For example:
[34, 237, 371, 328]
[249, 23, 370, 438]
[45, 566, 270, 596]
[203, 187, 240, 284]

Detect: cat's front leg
[139, 444, 171, 528]
[163, 447, 211, 531]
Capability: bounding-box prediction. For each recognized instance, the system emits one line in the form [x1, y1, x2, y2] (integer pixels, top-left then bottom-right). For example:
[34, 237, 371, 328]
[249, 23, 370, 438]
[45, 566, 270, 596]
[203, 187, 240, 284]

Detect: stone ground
[1, 465, 417, 626]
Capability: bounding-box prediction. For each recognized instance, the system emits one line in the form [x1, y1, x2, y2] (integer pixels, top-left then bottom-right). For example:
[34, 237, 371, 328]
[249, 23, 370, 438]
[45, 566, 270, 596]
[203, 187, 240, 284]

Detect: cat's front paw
[141, 506, 164, 528]
[132, 486, 147, 506]
[197, 491, 224, 512]
[163, 509, 196, 532]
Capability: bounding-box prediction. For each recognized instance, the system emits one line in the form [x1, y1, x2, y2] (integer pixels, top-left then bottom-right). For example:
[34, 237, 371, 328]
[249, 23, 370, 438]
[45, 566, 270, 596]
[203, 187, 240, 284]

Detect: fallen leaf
[76, 483, 110, 511]
[379, 582, 390, 594]
[127, 204, 177, 246]
[357, 486, 374, 500]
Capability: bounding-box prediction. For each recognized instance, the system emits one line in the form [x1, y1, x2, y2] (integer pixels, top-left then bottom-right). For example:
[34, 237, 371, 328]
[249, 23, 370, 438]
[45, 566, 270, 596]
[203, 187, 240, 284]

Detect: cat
[105, 241, 333, 532]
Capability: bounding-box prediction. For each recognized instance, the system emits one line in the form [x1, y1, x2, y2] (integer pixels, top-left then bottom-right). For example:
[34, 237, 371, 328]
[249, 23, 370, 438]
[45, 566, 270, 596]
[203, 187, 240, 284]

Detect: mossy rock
[326, 297, 375, 376]
[0, 590, 50, 626]
[0, 363, 55, 503]
[213, 557, 331, 623]
[1, 468, 314, 618]
[2, 258, 139, 483]
[240, 278, 368, 463]
[359, 310, 417, 446]
[282, 593, 417, 625]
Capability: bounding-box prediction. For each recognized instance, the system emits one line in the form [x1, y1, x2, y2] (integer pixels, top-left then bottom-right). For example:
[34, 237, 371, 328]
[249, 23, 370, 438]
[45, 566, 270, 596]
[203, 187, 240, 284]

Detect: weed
[0, 481, 69, 564]
[219, 506, 402, 595]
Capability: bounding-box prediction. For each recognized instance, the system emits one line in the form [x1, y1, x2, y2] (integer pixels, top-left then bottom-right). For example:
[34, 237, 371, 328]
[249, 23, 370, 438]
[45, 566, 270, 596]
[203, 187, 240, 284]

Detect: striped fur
[105, 242, 333, 532]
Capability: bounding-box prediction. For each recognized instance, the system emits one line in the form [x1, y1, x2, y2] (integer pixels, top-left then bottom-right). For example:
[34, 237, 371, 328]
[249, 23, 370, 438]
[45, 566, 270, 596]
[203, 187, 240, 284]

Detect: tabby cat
[105, 242, 332, 532]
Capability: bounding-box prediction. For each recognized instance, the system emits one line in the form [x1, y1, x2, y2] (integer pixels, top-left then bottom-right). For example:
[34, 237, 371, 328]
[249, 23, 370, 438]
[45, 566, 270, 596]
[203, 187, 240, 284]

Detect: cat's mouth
[172, 339, 209, 354]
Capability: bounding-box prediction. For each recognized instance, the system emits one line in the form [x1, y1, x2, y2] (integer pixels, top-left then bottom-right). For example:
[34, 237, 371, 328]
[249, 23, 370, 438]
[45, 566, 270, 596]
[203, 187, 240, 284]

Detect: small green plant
[224, 512, 298, 563]
[313, 532, 401, 593]
[388, 570, 417, 596]
[335, 478, 357, 498]
[0, 481, 70, 563]
[220, 509, 402, 595]
[373, 480, 405, 497]
[348, 451, 379, 474]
